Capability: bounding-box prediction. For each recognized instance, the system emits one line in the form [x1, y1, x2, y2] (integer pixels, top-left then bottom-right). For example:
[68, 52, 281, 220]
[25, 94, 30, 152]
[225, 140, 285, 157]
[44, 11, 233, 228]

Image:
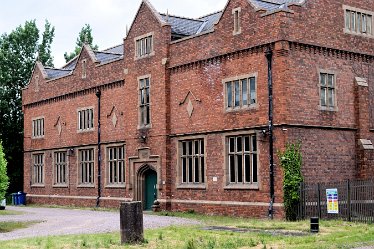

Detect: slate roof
[160, 11, 222, 37]
[102, 44, 124, 55]
[250, 0, 305, 11]
[45, 68, 71, 79]
[94, 51, 123, 64]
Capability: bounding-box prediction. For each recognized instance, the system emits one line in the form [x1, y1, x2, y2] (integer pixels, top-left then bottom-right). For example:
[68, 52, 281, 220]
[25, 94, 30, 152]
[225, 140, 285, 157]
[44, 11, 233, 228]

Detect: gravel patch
[0, 206, 200, 241]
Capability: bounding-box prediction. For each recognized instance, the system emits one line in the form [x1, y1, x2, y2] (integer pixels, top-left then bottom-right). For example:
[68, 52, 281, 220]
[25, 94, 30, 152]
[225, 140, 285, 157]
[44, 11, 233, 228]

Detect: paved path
[0, 206, 200, 241]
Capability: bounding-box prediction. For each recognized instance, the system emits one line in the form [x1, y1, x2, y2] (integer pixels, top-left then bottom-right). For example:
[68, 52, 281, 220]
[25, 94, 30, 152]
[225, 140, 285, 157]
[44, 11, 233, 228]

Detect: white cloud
[0, 0, 227, 68]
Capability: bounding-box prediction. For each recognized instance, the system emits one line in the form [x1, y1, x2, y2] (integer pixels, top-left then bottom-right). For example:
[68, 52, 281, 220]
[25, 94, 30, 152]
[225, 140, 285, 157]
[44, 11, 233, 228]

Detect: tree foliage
[64, 24, 98, 62]
[278, 142, 303, 221]
[0, 20, 54, 194]
[0, 141, 9, 201]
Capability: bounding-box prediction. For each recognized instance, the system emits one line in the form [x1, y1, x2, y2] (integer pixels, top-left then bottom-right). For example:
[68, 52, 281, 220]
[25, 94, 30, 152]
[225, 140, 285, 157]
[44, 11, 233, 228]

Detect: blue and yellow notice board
[326, 188, 339, 214]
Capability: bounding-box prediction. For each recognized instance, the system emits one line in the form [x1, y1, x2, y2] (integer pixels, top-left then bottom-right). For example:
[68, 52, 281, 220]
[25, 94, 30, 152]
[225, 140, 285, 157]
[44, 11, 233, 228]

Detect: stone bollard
[120, 201, 144, 244]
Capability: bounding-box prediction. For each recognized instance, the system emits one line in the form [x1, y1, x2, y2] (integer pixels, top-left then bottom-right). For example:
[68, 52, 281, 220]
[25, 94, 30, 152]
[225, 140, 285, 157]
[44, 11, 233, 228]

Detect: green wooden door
[144, 170, 157, 210]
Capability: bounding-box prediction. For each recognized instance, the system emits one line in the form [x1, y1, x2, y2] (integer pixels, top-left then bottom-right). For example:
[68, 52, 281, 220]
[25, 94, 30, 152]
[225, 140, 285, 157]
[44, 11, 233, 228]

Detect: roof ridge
[197, 10, 223, 19]
[160, 13, 204, 22]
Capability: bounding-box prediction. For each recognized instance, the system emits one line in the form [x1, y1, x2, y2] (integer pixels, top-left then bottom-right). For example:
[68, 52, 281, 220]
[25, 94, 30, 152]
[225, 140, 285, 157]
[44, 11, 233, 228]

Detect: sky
[0, 0, 227, 68]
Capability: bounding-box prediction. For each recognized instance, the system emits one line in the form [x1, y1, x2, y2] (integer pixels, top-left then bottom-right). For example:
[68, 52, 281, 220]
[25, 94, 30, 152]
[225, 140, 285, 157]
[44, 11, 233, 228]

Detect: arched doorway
[137, 165, 157, 210]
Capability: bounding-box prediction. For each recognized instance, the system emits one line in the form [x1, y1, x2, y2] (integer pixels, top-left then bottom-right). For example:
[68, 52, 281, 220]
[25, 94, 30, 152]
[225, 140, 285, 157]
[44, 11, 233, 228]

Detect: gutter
[265, 48, 275, 219]
[96, 89, 102, 207]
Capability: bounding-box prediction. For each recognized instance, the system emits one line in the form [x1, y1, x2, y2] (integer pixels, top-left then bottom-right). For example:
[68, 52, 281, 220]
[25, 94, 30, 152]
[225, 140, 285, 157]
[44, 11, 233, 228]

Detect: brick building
[22, 0, 374, 218]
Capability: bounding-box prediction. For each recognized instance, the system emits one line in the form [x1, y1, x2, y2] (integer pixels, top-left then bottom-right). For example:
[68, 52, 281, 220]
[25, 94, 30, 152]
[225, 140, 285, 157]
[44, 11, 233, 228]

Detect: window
[320, 72, 335, 109]
[139, 77, 151, 127]
[54, 151, 67, 186]
[135, 33, 153, 58]
[180, 139, 205, 184]
[107, 146, 125, 186]
[225, 75, 256, 110]
[344, 6, 373, 36]
[78, 108, 94, 131]
[78, 148, 94, 185]
[32, 153, 44, 185]
[32, 117, 45, 138]
[232, 7, 242, 35]
[82, 59, 87, 79]
[227, 134, 258, 185]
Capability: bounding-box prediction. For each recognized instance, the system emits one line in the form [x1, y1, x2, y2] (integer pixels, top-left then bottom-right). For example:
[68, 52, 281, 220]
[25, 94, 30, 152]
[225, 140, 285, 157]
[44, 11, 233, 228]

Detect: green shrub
[0, 141, 9, 202]
[278, 142, 303, 221]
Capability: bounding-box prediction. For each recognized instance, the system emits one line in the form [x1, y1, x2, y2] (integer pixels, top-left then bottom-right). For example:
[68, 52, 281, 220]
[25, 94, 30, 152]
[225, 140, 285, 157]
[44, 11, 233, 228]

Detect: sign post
[326, 188, 339, 214]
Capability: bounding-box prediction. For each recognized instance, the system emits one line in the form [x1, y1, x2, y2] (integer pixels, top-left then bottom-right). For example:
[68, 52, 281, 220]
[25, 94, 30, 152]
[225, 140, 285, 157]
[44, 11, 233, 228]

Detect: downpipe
[96, 89, 102, 208]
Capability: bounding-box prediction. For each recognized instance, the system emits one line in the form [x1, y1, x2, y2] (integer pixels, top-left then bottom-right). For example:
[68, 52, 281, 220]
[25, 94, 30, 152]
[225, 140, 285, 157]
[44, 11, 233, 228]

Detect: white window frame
[31, 153, 45, 187]
[223, 132, 259, 190]
[53, 150, 68, 187]
[223, 73, 258, 112]
[343, 5, 373, 38]
[177, 136, 206, 189]
[318, 70, 338, 111]
[232, 7, 242, 35]
[32, 117, 45, 139]
[138, 75, 152, 129]
[77, 147, 95, 187]
[105, 144, 126, 188]
[77, 107, 95, 132]
[134, 32, 155, 60]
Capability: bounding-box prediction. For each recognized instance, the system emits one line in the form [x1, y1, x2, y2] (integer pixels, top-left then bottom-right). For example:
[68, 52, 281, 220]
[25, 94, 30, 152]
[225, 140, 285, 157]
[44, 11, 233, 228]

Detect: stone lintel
[359, 139, 374, 150]
[355, 77, 368, 87]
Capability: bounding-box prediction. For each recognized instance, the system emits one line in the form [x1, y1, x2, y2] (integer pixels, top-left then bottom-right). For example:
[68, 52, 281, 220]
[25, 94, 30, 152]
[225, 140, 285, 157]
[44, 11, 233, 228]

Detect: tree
[64, 24, 99, 62]
[38, 20, 55, 67]
[278, 142, 303, 221]
[0, 20, 55, 194]
[0, 141, 9, 201]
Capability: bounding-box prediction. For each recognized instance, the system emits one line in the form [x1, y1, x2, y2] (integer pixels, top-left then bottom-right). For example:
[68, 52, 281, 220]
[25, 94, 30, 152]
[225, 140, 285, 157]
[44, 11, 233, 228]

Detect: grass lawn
[0, 210, 25, 216]
[0, 221, 39, 233]
[0, 211, 373, 249]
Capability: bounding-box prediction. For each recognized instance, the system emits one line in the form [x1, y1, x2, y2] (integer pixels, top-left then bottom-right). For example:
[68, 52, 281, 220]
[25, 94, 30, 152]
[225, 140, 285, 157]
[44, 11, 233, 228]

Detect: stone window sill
[105, 184, 126, 189]
[177, 184, 206, 190]
[319, 106, 338, 112]
[31, 184, 45, 188]
[77, 184, 95, 188]
[53, 184, 68, 188]
[224, 184, 259, 190]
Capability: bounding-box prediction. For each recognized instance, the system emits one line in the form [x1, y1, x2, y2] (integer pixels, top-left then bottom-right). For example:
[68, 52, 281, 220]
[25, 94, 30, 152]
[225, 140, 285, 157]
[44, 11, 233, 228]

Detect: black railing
[298, 179, 374, 223]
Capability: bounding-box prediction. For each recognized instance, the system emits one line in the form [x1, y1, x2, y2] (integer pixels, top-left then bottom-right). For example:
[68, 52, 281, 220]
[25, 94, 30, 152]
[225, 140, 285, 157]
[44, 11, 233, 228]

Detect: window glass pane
[252, 135, 257, 152]
[362, 14, 367, 33]
[200, 140, 204, 155]
[146, 106, 150, 124]
[245, 155, 251, 182]
[182, 142, 187, 155]
[320, 87, 326, 106]
[229, 137, 235, 153]
[237, 155, 243, 183]
[252, 154, 258, 183]
[244, 136, 250, 152]
[188, 157, 193, 182]
[234, 80, 240, 107]
[351, 12, 356, 31]
[227, 82, 233, 108]
[236, 136, 242, 152]
[328, 89, 334, 107]
[194, 158, 199, 182]
[182, 158, 187, 183]
[188, 141, 193, 156]
[195, 141, 199, 154]
[320, 73, 326, 86]
[357, 13, 361, 33]
[346, 10, 351, 30]
[367, 15, 372, 34]
[328, 74, 334, 87]
[229, 155, 236, 183]
[201, 158, 205, 183]
[250, 77, 256, 104]
[242, 79, 248, 106]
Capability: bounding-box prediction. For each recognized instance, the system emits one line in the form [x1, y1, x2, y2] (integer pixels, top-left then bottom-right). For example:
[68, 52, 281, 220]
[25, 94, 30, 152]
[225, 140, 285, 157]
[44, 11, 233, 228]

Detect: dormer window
[344, 5, 373, 37]
[233, 7, 242, 35]
[135, 32, 154, 59]
[82, 59, 87, 79]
